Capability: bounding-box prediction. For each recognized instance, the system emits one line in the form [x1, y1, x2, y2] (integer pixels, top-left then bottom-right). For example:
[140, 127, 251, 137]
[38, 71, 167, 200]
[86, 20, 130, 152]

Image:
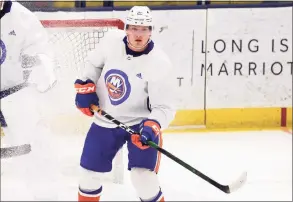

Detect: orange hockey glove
[131, 119, 162, 150]
[74, 79, 99, 117]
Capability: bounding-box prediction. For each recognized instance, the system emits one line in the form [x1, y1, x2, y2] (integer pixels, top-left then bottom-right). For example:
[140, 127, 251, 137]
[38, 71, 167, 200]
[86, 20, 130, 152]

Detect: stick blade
[226, 171, 247, 193]
[1, 144, 31, 159]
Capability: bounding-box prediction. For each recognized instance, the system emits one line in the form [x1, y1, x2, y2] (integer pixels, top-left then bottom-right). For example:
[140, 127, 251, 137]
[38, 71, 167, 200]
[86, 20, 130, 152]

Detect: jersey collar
[123, 36, 154, 57]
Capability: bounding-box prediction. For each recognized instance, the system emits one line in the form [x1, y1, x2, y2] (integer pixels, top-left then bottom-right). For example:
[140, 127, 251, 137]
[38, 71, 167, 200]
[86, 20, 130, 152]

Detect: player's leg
[0, 84, 27, 142]
[0, 86, 40, 147]
[0, 109, 7, 135]
[0, 110, 7, 127]
[127, 124, 164, 202]
[0, 95, 15, 148]
[0, 110, 7, 148]
[78, 123, 126, 201]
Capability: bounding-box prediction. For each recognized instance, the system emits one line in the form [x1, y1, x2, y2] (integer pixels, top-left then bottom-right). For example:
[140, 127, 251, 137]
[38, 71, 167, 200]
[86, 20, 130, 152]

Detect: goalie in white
[75, 6, 176, 202]
[0, 0, 56, 148]
[0, 0, 59, 199]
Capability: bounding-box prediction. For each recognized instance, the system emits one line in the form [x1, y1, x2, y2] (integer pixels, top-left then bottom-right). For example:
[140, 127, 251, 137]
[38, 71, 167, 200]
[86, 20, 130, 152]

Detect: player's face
[126, 25, 152, 52]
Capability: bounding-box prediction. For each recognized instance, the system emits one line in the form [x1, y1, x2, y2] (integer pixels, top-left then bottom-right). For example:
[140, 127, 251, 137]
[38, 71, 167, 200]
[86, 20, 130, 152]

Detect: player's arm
[20, 12, 56, 93]
[132, 57, 176, 149]
[79, 29, 121, 83]
[147, 60, 177, 130]
[79, 46, 106, 83]
[79, 29, 122, 83]
[74, 30, 113, 116]
[73, 48, 105, 117]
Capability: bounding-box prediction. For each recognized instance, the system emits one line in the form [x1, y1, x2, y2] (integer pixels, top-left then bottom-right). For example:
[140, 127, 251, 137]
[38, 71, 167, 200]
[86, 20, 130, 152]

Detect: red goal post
[41, 18, 125, 29]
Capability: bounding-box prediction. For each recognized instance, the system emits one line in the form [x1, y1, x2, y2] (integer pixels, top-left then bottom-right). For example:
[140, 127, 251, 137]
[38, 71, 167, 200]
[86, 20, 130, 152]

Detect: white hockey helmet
[125, 6, 153, 27]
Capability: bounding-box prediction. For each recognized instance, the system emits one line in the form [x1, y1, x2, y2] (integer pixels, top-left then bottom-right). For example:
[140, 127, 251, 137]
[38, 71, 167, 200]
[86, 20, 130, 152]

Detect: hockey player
[75, 6, 176, 202]
[0, 0, 59, 199]
[0, 0, 56, 149]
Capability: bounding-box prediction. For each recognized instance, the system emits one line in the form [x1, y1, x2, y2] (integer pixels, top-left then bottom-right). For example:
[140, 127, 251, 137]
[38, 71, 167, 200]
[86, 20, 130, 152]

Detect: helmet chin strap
[126, 36, 151, 51]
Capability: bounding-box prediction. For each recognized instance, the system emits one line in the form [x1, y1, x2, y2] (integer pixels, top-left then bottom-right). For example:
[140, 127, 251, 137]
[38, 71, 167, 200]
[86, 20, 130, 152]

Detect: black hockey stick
[1, 144, 31, 159]
[90, 105, 247, 194]
[0, 83, 28, 99]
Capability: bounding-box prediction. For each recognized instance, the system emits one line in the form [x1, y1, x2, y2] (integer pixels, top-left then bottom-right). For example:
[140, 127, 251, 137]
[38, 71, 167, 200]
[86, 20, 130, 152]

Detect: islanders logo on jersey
[104, 69, 131, 105]
[0, 39, 7, 65]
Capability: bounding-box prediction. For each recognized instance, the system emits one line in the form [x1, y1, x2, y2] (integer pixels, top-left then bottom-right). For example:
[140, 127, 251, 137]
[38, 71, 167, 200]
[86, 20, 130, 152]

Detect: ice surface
[1, 128, 292, 201]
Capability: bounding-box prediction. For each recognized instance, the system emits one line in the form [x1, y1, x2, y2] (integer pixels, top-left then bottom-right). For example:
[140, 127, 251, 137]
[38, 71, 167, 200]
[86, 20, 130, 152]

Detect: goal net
[40, 19, 125, 184]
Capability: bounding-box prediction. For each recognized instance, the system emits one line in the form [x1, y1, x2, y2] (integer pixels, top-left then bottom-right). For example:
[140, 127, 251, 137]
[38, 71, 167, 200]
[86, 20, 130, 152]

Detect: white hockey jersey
[81, 30, 176, 130]
[0, 1, 56, 92]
